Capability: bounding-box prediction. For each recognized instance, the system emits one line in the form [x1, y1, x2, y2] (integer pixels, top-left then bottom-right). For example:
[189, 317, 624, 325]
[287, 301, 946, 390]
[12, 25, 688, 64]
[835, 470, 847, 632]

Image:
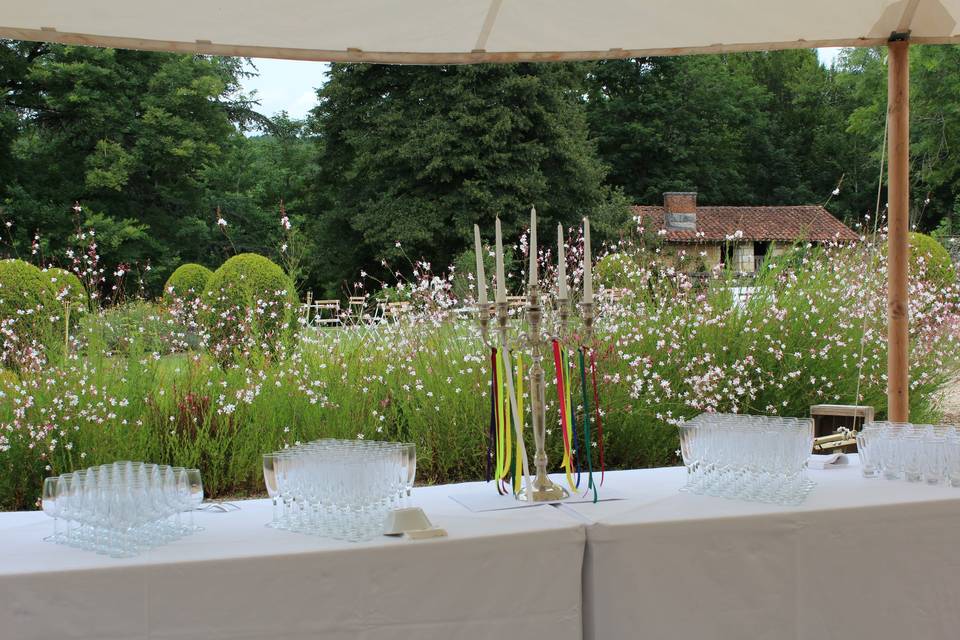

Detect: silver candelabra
[479, 286, 595, 502]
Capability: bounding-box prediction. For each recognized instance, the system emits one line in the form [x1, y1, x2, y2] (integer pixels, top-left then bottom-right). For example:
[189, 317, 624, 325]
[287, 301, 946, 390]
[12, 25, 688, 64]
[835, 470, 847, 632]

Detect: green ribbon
[578, 348, 598, 503]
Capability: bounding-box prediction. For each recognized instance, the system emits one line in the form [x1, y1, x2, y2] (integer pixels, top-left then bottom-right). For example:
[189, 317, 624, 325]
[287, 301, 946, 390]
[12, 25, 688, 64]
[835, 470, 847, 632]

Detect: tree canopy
[3, 40, 960, 299]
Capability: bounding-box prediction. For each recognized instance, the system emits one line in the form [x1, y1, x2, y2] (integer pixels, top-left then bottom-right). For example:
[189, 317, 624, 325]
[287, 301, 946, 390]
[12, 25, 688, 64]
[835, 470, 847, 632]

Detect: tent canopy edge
[3, 26, 959, 63]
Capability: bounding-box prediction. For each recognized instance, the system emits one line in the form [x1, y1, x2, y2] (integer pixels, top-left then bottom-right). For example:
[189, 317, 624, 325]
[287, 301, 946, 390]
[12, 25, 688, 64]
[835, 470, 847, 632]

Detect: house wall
[703, 244, 722, 267]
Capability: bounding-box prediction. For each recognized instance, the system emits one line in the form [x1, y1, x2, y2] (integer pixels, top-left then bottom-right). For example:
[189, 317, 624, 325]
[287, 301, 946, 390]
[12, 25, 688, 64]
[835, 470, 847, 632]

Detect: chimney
[663, 192, 697, 231]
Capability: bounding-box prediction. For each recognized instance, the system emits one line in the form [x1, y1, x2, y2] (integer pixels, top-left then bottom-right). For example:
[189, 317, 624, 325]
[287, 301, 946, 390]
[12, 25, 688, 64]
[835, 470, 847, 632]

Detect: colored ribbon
[487, 347, 496, 484]
[492, 347, 504, 495]
[514, 353, 524, 495]
[552, 340, 576, 492]
[501, 348, 532, 498]
[589, 348, 606, 487]
[578, 348, 598, 503]
[566, 349, 581, 488]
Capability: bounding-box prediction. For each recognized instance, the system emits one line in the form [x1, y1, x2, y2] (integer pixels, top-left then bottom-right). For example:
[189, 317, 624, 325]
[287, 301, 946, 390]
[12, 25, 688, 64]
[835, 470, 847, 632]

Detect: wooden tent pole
[887, 38, 910, 423]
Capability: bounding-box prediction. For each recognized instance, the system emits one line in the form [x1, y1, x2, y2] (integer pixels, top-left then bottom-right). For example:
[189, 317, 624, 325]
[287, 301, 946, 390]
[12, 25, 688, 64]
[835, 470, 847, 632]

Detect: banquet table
[561, 460, 960, 640]
[0, 481, 585, 640]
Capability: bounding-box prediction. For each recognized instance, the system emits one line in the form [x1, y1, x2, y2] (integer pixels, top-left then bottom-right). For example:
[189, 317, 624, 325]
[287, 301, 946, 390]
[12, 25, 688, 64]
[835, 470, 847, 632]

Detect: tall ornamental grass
[1, 242, 959, 510]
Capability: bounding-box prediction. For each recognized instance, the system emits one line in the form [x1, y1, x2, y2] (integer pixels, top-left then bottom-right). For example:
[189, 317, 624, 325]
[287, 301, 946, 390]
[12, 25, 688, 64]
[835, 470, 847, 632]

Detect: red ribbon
[552, 340, 572, 458]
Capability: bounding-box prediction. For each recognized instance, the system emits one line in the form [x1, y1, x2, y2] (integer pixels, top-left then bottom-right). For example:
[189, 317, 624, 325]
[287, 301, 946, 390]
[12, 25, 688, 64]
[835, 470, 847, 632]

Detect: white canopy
[0, 0, 957, 64]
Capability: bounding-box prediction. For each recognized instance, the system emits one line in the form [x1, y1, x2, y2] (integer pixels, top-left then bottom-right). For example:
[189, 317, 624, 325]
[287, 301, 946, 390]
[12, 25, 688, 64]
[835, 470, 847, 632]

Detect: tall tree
[839, 44, 960, 231]
[0, 42, 256, 290]
[309, 62, 624, 294]
[584, 51, 865, 221]
[584, 55, 770, 205]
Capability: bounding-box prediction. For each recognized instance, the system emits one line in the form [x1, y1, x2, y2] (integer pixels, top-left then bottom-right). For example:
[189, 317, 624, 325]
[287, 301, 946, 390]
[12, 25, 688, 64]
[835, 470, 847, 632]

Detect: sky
[240, 58, 328, 120]
[240, 48, 845, 120]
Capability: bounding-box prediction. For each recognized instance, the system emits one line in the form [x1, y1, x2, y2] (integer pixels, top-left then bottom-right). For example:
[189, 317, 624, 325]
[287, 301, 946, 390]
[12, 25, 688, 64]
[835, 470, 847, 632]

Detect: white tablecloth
[561, 461, 960, 640]
[0, 481, 585, 640]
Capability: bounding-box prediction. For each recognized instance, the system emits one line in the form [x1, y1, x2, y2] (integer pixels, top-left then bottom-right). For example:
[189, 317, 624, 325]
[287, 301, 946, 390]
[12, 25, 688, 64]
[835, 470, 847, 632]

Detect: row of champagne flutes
[857, 421, 960, 486]
[678, 413, 815, 505]
[262, 439, 416, 543]
[41, 462, 204, 558]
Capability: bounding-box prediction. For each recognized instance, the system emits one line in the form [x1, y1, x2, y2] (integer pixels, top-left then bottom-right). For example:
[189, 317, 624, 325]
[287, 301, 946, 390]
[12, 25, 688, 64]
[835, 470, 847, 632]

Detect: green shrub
[450, 244, 510, 302]
[595, 252, 641, 290]
[79, 300, 178, 354]
[41, 267, 88, 314]
[202, 253, 296, 353]
[0, 259, 60, 350]
[910, 232, 955, 286]
[164, 263, 213, 301]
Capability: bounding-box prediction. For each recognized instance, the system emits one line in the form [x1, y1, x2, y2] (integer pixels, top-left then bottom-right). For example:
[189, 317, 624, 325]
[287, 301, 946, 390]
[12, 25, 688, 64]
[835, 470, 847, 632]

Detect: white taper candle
[473, 224, 487, 305]
[495, 217, 506, 303]
[528, 206, 538, 287]
[583, 217, 593, 304]
[557, 223, 568, 299]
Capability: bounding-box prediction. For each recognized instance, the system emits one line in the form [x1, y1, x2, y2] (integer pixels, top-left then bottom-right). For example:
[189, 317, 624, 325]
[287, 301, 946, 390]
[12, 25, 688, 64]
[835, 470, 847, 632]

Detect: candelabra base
[517, 478, 569, 502]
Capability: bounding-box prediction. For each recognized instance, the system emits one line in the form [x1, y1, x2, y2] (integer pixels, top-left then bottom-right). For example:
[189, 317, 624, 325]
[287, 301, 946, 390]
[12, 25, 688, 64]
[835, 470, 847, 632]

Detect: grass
[2, 243, 959, 510]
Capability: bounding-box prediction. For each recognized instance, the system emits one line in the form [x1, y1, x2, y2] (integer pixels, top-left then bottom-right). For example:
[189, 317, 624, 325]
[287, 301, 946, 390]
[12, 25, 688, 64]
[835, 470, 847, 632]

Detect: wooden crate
[810, 404, 874, 453]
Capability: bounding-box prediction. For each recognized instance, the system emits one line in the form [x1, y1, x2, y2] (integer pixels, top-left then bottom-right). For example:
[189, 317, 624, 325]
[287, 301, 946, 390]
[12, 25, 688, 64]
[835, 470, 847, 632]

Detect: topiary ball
[909, 232, 955, 287]
[164, 263, 213, 302]
[201, 253, 296, 354]
[0, 259, 60, 350]
[41, 267, 88, 315]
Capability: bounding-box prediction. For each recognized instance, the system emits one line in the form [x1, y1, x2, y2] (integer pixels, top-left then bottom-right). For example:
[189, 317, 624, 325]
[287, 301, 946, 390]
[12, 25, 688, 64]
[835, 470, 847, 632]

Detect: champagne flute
[186, 469, 204, 531]
[263, 454, 281, 527]
[42, 477, 61, 542]
[403, 443, 417, 500]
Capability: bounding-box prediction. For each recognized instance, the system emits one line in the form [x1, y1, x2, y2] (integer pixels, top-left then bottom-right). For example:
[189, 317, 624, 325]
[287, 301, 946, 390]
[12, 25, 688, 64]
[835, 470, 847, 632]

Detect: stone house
[634, 192, 859, 272]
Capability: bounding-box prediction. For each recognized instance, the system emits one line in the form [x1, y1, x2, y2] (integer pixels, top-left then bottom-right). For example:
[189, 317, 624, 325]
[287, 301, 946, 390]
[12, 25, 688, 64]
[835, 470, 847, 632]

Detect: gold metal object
[812, 430, 858, 452]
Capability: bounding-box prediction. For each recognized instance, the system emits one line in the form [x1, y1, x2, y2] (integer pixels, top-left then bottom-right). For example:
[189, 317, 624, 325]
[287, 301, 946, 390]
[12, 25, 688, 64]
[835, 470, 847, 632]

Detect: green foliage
[310, 62, 622, 293]
[0, 259, 59, 349]
[449, 243, 518, 301]
[4, 244, 960, 509]
[0, 42, 267, 292]
[910, 232, 956, 286]
[584, 51, 861, 217]
[202, 253, 296, 352]
[164, 263, 213, 300]
[7, 41, 960, 296]
[79, 300, 176, 354]
[41, 267, 88, 313]
[595, 253, 641, 290]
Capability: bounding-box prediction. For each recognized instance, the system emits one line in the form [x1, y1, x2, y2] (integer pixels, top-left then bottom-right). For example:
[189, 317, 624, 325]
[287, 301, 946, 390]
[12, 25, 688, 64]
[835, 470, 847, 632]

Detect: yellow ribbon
[495, 349, 506, 480]
[502, 352, 512, 482]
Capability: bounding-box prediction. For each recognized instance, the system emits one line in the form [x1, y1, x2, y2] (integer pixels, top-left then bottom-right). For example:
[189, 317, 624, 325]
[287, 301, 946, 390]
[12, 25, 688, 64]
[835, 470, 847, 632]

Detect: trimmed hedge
[41, 267, 88, 314]
[202, 253, 296, 352]
[910, 232, 955, 287]
[0, 259, 60, 350]
[164, 263, 213, 301]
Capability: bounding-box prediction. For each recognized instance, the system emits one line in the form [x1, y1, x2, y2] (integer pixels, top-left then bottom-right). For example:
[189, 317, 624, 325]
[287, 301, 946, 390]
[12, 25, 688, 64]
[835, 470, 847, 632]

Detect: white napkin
[807, 453, 849, 470]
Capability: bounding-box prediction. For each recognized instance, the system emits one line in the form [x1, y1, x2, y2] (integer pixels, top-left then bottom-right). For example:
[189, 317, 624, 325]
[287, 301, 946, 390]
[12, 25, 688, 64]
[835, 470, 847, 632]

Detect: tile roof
[633, 205, 859, 243]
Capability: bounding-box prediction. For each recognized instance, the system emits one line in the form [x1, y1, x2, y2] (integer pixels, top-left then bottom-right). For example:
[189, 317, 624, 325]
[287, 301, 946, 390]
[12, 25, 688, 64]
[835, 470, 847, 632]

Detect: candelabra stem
[519, 287, 567, 502]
